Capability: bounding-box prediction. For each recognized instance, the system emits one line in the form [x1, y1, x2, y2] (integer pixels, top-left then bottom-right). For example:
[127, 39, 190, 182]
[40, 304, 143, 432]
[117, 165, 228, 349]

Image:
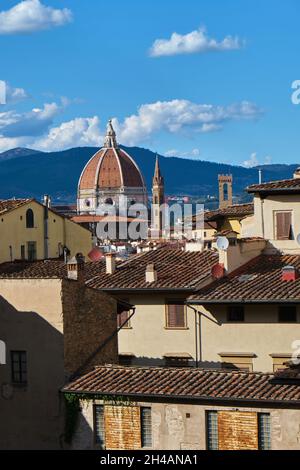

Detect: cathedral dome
[77, 120, 147, 214]
[78, 121, 145, 191]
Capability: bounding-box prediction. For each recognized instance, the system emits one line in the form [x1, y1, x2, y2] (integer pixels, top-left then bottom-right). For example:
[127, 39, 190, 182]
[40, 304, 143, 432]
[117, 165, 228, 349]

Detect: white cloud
[150, 27, 242, 57]
[165, 148, 200, 159]
[242, 153, 272, 168]
[243, 152, 259, 168]
[33, 116, 102, 151]
[5, 82, 28, 103]
[113, 99, 263, 146]
[0, 101, 63, 138]
[0, 0, 72, 35]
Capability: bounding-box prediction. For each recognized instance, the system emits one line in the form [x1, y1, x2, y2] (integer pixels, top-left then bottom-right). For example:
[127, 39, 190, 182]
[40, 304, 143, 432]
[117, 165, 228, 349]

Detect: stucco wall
[0, 278, 118, 449]
[0, 200, 92, 263]
[73, 399, 300, 450]
[118, 293, 199, 365]
[195, 303, 300, 372]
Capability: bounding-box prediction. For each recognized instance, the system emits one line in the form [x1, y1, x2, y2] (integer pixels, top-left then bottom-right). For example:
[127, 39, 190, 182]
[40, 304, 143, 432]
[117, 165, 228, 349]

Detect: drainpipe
[43, 202, 49, 259]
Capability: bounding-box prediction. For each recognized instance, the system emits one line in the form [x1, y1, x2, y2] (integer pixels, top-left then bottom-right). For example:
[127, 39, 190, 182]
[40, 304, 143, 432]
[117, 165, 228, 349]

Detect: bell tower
[152, 156, 164, 237]
[218, 174, 233, 209]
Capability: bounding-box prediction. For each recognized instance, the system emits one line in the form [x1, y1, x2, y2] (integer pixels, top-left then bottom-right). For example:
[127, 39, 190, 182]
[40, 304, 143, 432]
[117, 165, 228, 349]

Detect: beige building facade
[0, 267, 118, 449]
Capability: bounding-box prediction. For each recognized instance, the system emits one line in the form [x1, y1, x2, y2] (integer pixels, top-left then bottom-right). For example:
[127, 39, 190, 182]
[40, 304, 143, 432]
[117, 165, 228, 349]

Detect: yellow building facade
[0, 199, 92, 263]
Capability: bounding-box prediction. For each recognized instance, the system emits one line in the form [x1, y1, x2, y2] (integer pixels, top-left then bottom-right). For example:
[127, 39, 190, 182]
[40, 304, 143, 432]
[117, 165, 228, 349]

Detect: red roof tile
[85, 247, 219, 291]
[188, 254, 300, 303]
[62, 364, 300, 404]
[248, 179, 300, 193]
[193, 203, 254, 224]
[0, 199, 32, 215]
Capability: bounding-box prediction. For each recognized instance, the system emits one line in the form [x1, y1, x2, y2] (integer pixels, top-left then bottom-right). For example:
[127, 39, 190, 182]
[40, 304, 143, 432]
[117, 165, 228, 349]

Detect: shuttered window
[206, 411, 219, 450]
[275, 212, 292, 240]
[206, 411, 271, 450]
[166, 302, 186, 328]
[258, 413, 271, 450]
[141, 407, 152, 448]
[117, 310, 131, 328]
[94, 405, 105, 449]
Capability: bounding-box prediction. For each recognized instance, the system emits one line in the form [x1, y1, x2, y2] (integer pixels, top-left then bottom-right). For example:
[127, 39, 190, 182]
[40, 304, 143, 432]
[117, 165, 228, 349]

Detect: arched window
[105, 198, 114, 205]
[26, 209, 34, 228]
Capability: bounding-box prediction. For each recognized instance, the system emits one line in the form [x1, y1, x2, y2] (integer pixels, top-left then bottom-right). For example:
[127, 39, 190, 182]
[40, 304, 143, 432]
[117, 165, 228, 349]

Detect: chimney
[146, 263, 157, 283]
[43, 195, 52, 208]
[294, 167, 300, 179]
[282, 265, 298, 282]
[67, 253, 85, 282]
[106, 253, 116, 275]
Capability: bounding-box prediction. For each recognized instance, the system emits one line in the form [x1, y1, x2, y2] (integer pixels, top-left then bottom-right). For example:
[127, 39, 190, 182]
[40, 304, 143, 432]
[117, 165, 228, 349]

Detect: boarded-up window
[104, 406, 141, 450]
[206, 411, 271, 450]
[275, 212, 292, 240]
[166, 302, 186, 328]
[218, 411, 258, 450]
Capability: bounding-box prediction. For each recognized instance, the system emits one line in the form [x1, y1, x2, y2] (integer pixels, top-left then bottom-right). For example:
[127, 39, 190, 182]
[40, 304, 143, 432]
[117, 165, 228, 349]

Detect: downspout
[44, 203, 49, 259]
[260, 196, 265, 239]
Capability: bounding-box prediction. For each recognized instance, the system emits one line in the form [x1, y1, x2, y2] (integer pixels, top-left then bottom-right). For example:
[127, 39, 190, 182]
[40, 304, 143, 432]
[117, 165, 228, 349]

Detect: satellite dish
[216, 236, 229, 251]
[296, 233, 300, 246]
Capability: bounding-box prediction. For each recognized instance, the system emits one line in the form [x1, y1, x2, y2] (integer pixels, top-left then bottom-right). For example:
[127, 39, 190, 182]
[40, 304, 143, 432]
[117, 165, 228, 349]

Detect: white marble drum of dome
[77, 120, 148, 214]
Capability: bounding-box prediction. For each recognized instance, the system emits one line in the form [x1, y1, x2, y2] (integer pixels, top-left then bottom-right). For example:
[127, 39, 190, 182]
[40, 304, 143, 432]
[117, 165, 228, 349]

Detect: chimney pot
[294, 167, 300, 179]
[146, 263, 157, 283]
[67, 253, 85, 282]
[282, 265, 298, 282]
[106, 253, 116, 274]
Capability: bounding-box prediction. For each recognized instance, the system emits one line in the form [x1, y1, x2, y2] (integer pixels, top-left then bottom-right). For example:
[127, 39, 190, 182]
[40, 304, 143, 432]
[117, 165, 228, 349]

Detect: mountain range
[0, 146, 298, 203]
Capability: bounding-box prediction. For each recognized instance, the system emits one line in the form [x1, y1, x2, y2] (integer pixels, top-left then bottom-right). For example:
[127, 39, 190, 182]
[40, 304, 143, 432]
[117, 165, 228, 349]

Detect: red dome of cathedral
[78, 121, 145, 191]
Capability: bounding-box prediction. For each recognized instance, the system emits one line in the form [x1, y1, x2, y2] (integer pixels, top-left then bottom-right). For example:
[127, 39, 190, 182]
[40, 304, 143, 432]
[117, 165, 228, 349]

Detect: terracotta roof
[62, 364, 300, 404]
[0, 259, 106, 280]
[247, 178, 300, 193]
[79, 148, 145, 191]
[85, 247, 219, 291]
[192, 204, 254, 224]
[0, 199, 32, 215]
[188, 254, 300, 303]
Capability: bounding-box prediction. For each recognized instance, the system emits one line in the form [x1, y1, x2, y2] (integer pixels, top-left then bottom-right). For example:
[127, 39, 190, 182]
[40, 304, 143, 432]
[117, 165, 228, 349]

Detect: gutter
[60, 389, 300, 408]
[187, 299, 300, 305]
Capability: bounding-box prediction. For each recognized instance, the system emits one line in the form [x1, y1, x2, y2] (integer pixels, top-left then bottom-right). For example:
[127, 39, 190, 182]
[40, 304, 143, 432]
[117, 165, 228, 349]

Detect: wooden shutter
[276, 212, 291, 240]
[218, 411, 258, 450]
[167, 303, 185, 328]
[104, 406, 141, 450]
[118, 310, 130, 328]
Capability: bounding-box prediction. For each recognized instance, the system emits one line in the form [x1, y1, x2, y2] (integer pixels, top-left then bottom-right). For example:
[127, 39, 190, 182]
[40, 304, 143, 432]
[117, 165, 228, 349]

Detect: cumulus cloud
[150, 27, 242, 57]
[33, 116, 102, 151]
[5, 82, 28, 103]
[242, 153, 272, 168]
[0, 101, 63, 138]
[113, 99, 263, 146]
[0, 0, 72, 35]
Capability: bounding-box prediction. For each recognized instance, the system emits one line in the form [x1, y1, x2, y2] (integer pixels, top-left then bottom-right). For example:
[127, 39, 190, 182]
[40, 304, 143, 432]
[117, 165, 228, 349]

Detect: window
[141, 407, 152, 448]
[206, 411, 218, 450]
[27, 241, 37, 261]
[275, 211, 292, 240]
[278, 305, 297, 323]
[258, 413, 271, 450]
[21, 245, 25, 260]
[94, 405, 105, 449]
[119, 354, 134, 366]
[166, 302, 186, 328]
[164, 354, 191, 367]
[206, 411, 271, 450]
[220, 354, 254, 372]
[117, 310, 131, 328]
[26, 209, 34, 228]
[11, 351, 27, 384]
[227, 305, 244, 322]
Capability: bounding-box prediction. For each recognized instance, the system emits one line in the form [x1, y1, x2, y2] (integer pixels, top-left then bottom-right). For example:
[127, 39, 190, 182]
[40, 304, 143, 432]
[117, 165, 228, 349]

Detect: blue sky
[0, 0, 300, 167]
